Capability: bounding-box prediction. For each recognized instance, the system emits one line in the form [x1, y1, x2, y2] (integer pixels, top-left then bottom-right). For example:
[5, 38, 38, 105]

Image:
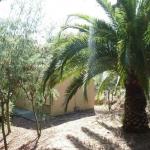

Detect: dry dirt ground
[0, 106, 150, 150]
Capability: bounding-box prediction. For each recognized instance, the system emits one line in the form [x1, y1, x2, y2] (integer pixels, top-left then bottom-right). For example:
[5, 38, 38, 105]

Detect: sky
[0, 0, 116, 42]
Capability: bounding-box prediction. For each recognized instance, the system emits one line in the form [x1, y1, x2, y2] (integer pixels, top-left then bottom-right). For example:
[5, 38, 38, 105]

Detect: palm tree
[44, 0, 150, 133]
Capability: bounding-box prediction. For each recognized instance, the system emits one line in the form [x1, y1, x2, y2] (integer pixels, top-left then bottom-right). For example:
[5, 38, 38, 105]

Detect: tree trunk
[6, 101, 11, 134]
[123, 72, 149, 133]
[31, 100, 41, 138]
[6, 68, 11, 134]
[107, 90, 111, 111]
[1, 102, 8, 150]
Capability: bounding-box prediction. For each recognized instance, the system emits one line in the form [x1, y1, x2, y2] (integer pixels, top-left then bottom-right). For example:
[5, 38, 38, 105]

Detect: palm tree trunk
[123, 72, 149, 133]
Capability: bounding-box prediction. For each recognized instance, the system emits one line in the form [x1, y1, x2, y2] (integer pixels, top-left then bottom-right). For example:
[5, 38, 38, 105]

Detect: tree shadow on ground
[18, 138, 39, 150]
[0, 132, 10, 143]
[97, 121, 123, 137]
[39, 147, 61, 150]
[67, 134, 93, 150]
[81, 127, 122, 150]
[0, 138, 15, 150]
[12, 109, 95, 130]
[95, 121, 150, 150]
[39, 148, 61, 150]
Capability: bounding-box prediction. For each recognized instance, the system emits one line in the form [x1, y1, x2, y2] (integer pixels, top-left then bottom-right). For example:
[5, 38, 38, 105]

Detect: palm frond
[61, 24, 89, 33]
[43, 57, 58, 93]
[66, 14, 92, 24]
[96, 71, 119, 97]
[43, 35, 88, 92]
[96, 0, 115, 24]
[58, 35, 88, 77]
[92, 19, 116, 38]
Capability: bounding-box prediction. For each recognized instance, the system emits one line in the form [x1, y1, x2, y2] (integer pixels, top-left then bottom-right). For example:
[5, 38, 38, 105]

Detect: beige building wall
[15, 79, 96, 116]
